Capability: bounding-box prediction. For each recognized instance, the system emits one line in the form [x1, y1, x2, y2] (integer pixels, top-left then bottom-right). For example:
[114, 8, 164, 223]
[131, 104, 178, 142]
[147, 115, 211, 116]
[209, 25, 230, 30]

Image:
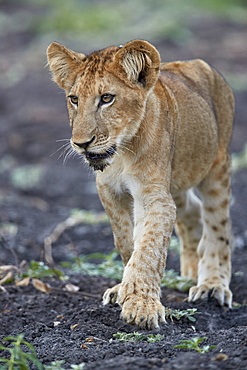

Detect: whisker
[107, 140, 136, 157]
[118, 143, 136, 156]
[58, 146, 71, 161]
[50, 142, 70, 158]
[56, 138, 71, 143]
[104, 137, 136, 157]
[63, 146, 79, 165]
[110, 134, 140, 139]
[63, 149, 72, 165]
[52, 132, 138, 166]
[51, 139, 79, 165]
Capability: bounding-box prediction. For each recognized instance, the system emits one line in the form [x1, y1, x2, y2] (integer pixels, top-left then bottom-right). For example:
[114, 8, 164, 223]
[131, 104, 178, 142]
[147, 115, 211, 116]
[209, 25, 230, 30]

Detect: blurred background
[0, 0, 247, 265]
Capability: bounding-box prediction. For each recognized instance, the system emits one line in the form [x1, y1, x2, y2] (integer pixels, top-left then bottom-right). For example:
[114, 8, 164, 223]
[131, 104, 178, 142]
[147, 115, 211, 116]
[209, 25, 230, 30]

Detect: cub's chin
[87, 159, 109, 172]
[84, 144, 116, 172]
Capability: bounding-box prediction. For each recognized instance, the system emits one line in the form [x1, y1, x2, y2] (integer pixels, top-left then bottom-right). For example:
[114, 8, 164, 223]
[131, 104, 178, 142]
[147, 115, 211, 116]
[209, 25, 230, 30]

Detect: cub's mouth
[84, 144, 116, 171]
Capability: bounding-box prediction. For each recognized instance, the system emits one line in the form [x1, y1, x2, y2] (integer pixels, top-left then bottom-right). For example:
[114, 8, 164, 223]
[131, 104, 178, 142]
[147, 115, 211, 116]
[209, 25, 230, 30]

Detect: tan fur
[47, 40, 235, 329]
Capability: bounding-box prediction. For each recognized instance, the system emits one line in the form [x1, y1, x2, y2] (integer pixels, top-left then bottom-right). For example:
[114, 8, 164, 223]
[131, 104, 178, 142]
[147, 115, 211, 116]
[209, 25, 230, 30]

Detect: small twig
[63, 232, 79, 258]
[3, 283, 100, 299]
[48, 286, 101, 298]
[44, 211, 108, 264]
[44, 217, 82, 264]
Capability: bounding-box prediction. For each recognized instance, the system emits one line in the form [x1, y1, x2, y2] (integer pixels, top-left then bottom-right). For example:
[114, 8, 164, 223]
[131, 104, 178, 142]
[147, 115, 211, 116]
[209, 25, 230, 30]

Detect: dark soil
[0, 1, 247, 369]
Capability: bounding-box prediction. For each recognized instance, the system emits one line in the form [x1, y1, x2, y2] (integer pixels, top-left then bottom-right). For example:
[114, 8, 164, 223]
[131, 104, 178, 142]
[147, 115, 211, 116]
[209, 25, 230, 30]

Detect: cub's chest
[99, 169, 141, 197]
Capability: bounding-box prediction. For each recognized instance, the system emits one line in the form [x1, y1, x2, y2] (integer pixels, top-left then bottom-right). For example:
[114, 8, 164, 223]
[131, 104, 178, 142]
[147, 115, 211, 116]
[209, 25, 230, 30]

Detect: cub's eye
[68, 95, 78, 105]
[100, 94, 115, 105]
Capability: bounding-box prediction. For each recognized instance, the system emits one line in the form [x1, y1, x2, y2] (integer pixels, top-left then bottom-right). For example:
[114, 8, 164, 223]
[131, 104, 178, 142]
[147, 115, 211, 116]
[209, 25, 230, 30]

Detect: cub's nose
[73, 136, 95, 150]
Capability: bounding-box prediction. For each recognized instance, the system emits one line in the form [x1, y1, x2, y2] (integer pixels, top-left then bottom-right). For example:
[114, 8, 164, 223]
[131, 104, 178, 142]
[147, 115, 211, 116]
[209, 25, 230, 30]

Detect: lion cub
[47, 40, 234, 329]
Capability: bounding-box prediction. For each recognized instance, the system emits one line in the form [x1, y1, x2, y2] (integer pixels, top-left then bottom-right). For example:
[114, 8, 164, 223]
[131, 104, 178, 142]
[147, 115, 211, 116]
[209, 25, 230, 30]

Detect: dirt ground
[0, 1, 247, 369]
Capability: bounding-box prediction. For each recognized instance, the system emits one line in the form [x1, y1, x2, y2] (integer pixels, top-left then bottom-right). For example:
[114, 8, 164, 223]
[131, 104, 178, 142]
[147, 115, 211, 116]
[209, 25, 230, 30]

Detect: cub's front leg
[96, 176, 134, 305]
[119, 187, 176, 329]
[98, 172, 176, 329]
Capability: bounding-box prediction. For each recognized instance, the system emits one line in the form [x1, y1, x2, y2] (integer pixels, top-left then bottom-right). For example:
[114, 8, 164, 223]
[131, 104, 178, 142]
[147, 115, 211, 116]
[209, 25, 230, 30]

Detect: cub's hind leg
[189, 149, 232, 307]
[174, 189, 203, 281]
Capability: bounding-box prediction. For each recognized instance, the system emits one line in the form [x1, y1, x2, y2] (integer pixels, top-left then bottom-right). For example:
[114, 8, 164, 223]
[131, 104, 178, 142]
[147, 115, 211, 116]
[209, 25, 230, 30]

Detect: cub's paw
[188, 283, 232, 307]
[102, 283, 121, 305]
[120, 295, 166, 330]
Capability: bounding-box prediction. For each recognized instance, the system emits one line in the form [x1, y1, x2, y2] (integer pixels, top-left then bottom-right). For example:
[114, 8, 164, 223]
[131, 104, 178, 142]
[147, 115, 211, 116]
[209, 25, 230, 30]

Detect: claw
[188, 283, 232, 308]
[102, 283, 121, 305]
[120, 295, 165, 330]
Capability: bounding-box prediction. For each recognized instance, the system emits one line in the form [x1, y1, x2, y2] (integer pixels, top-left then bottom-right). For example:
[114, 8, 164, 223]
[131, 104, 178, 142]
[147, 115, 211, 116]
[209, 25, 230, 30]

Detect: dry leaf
[0, 266, 17, 279]
[70, 323, 79, 329]
[232, 301, 241, 307]
[32, 278, 51, 293]
[85, 337, 95, 342]
[0, 265, 17, 272]
[211, 353, 229, 362]
[0, 271, 13, 285]
[56, 314, 64, 320]
[16, 277, 31, 286]
[80, 344, 89, 349]
[0, 285, 7, 293]
[64, 283, 80, 292]
[20, 260, 27, 268]
[0, 309, 10, 314]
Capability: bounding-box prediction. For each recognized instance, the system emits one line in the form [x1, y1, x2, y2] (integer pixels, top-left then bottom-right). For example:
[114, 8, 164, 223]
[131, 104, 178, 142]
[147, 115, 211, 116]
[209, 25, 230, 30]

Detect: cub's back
[158, 59, 234, 192]
[160, 59, 234, 147]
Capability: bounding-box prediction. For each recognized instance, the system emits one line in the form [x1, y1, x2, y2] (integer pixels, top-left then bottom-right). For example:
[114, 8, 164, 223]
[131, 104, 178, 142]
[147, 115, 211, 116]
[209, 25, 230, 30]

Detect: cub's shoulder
[160, 59, 212, 76]
[159, 59, 217, 95]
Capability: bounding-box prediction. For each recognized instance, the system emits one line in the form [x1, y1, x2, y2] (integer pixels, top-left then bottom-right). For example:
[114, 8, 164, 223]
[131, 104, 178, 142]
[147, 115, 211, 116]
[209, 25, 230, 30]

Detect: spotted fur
[47, 40, 235, 329]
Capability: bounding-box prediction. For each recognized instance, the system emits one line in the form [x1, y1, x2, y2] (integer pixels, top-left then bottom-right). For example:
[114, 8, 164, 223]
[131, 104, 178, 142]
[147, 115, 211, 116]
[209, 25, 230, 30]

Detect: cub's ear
[111, 40, 160, 89]
[46, 42, 86, 90]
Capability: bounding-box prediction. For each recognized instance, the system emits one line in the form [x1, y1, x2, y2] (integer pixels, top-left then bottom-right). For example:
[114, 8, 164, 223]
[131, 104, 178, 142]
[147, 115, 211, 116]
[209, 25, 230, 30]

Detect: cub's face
[47, 40, 161, 171]
[67, 70, 146, 171]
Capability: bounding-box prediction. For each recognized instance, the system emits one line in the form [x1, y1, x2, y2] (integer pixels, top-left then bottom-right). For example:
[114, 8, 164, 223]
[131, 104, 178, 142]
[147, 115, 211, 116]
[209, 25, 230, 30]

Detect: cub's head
[46, 40, 160, 171]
